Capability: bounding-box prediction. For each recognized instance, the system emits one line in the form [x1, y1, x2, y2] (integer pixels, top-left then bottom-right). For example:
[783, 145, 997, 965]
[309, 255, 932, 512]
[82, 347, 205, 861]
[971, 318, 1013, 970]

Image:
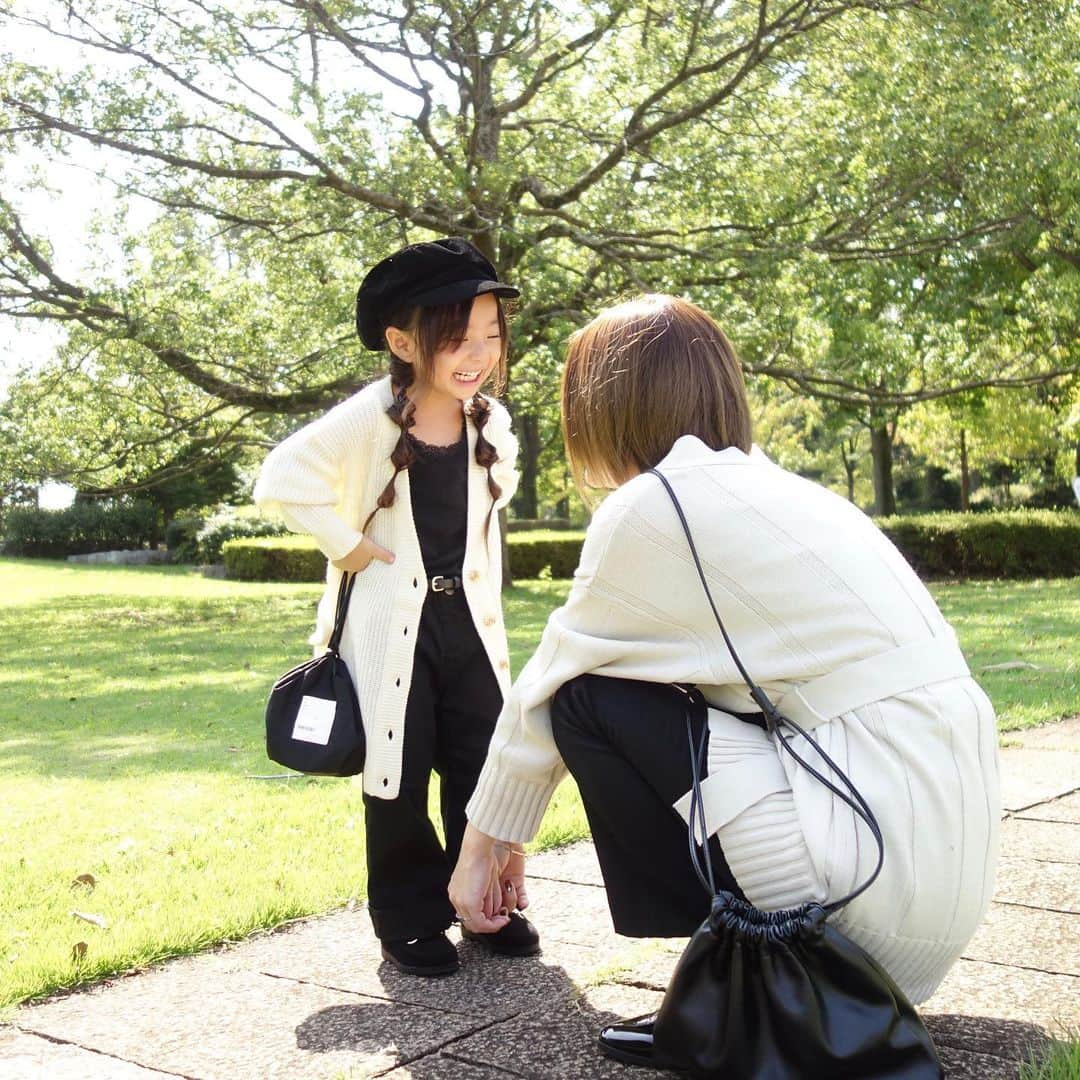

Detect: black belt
[430, 575, 463, 595]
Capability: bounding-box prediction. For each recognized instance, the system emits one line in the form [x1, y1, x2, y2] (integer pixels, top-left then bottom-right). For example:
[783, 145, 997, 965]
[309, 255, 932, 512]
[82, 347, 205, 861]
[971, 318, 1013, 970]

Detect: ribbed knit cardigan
[467, 435, 1000, 1004]
[254, 375, 519, 800]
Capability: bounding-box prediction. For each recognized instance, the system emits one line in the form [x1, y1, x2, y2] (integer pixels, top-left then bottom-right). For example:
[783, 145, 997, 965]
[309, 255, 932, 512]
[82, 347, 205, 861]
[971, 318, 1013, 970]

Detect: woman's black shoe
[460, 910, 541, 957]
[597, 1014, 670, 1068]
[380, 932, 459, 976]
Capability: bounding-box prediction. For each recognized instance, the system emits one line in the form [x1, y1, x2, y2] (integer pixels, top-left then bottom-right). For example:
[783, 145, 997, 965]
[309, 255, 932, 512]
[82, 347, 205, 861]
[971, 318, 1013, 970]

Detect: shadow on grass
[1, 579, 572, 781]
[0, 591, 320, 779]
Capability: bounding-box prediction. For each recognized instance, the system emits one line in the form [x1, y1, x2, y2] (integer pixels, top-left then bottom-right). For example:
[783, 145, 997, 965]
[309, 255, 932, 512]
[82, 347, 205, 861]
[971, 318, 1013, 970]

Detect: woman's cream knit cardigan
[254, 376, 519, 801]
[468, 435, 1000, 1004]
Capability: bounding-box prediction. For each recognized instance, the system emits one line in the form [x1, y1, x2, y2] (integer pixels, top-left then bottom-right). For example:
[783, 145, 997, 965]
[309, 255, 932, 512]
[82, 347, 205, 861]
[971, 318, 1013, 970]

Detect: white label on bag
[292, 696, 336, 745]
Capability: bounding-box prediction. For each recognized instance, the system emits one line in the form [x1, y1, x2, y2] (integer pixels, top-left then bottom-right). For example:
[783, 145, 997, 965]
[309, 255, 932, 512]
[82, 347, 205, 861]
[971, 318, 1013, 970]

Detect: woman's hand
[497, 846, 529, 913]
[332, 535, 395, 573]
[449, 824, 512, 935]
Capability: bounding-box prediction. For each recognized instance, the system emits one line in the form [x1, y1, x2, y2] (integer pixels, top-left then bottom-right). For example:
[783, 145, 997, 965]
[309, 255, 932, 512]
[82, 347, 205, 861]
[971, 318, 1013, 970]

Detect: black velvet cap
[355, 237, 520, 350]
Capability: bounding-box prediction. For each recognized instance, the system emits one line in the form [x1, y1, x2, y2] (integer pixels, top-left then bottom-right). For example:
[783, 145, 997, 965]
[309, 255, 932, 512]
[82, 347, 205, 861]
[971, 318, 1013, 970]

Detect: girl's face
[426, 292, 503, 403]
[387, 293, 503, 408]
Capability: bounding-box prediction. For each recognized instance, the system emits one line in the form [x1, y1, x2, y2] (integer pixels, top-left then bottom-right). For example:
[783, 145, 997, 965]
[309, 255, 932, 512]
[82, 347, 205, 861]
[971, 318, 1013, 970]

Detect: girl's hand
[332, 535, 395, 573]
[449, 825, 511, 935]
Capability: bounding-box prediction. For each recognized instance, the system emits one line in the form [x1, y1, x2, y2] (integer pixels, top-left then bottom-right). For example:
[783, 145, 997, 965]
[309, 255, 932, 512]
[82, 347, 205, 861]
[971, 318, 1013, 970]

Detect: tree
[1, 0, 1076, 519]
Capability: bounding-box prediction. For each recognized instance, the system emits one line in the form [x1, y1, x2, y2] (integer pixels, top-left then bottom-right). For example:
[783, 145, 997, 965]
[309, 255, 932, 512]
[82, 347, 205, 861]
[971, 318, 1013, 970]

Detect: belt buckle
[431, 575, 455, 596]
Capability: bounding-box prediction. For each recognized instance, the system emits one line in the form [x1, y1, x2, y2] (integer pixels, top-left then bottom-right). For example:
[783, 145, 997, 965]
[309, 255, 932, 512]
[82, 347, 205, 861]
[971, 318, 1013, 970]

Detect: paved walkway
[4, 720, 1078, 1080]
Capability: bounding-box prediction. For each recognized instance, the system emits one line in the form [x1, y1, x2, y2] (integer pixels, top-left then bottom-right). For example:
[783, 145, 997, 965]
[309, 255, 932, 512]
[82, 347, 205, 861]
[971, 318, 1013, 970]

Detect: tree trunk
[869, 421, 896, 517]
[515, 412, 541, 520]
[840, 438, 857, 503]
[959, 428, 970, 512]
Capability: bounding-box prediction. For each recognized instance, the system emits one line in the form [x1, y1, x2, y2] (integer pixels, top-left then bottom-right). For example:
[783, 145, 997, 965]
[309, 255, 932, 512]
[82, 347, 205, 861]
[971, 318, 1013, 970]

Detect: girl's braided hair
[361, 297, 507, 535]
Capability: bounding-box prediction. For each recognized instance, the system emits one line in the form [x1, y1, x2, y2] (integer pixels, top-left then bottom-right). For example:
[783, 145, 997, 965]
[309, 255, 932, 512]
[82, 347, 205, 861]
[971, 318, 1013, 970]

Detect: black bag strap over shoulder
[327, 571, 357, 655]
[648, 467, 884, 915]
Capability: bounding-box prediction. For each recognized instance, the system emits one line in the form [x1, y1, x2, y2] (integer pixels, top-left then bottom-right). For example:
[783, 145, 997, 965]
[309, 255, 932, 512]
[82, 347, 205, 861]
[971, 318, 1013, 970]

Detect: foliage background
[0, 0, 1077, 529]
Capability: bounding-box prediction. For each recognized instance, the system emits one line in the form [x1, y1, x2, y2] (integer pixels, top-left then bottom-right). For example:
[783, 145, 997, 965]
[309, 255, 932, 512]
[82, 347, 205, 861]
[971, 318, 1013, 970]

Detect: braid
[362, 358, 418, 534]
[470, 393, 503, 534]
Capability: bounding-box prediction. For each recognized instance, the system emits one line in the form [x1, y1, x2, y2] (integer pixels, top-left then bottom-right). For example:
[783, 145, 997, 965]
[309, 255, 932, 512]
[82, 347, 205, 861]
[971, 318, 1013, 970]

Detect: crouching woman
[450, 294, 999, 1066]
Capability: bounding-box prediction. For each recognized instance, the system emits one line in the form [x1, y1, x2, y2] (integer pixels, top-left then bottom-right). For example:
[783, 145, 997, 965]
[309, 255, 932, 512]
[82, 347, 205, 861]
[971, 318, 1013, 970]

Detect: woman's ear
[384, 325, 416, 363]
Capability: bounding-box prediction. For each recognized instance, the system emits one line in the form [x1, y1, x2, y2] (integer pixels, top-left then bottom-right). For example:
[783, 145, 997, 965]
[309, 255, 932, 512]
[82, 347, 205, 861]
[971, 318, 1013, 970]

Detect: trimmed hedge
[506, 532, 586, 578]
[196, 508, 289, 563]
[877, 510, 1080, 580]
[506, 518, 579, 533]
[221, 511, 1079, 583]
[2, 501, 157, 558]
[223, 535, 326, 581]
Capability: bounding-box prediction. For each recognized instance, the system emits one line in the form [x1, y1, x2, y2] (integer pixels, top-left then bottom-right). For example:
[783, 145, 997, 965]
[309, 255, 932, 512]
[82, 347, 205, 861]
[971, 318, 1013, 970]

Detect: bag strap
[648, 467, 883, 915]
[327, 571, 357, 655]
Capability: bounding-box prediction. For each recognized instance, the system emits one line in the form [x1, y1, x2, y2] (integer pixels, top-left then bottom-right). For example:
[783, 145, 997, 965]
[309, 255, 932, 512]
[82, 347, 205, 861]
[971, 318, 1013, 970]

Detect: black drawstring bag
[265, 571, 366, 776]
[648, 468, 942, 1080]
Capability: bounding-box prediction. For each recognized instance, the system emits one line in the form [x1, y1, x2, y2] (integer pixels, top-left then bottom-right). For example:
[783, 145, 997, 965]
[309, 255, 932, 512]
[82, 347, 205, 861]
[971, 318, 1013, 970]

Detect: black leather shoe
[460, 910, 541, 957]
[598, 1014, 664, 1068]
[380, 932, 459, 976]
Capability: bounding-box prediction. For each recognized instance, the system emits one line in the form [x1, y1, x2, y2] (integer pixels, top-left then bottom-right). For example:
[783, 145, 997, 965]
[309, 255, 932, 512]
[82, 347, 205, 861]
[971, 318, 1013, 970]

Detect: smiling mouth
[453, 370, 482, 382]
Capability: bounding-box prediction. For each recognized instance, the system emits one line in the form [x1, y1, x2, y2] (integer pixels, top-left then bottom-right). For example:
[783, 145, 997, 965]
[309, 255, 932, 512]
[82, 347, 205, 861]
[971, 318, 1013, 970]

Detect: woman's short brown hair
[561, 294, 752, 494]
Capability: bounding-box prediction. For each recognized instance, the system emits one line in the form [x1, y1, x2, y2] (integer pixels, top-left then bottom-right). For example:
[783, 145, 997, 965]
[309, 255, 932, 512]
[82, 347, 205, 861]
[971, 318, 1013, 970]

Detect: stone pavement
[3, 719, 1077, 1080]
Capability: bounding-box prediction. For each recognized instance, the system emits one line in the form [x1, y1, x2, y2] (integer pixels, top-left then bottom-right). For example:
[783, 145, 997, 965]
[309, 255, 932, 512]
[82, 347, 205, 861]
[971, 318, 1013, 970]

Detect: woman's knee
[551, 674, 602, 748]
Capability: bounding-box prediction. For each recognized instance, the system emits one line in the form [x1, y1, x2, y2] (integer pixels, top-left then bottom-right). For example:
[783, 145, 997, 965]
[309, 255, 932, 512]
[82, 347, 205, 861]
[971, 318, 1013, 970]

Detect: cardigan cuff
[466, 766, 559, 844]
[278, 504, 363, 563]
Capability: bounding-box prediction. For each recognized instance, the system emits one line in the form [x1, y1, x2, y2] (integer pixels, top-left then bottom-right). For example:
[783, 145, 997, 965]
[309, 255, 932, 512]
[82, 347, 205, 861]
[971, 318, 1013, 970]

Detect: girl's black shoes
[380, 932, 460, 976]
[460, 911, 542, 957]
[380, 914, 542, 976]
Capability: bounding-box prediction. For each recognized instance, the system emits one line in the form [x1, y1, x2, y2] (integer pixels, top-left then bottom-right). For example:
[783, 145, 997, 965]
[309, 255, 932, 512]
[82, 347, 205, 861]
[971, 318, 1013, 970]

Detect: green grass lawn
[0, 560, 1076, 1010]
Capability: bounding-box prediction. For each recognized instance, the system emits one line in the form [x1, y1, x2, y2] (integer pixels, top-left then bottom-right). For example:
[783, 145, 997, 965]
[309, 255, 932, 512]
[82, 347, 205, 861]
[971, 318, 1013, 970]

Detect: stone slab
[527, 842, 605, 888]
[923, 957, 1080, 1036]
[1006, 717, 1080, 751]
[522, 875, 620, 951]
[925, 1010, 1056, 1068]
[962, 903, 1079, 977]
[0, 1027, 178, 1080]
[994, 856, 1080, 913]
[221, 881, 626, 1014]
[16, 967, 489, 1080]
[381, 1053, 515, 1078]
[442, 981, 673, 1080]
[998, 817, 1080, 864]
[1016, 790, 1080, 825]
[998, 748, 1080, 812]
[934, 1044, 1022, 1080]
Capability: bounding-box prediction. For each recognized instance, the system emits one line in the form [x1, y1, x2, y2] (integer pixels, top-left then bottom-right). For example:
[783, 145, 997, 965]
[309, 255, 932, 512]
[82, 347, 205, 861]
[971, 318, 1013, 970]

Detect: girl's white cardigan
[467, 435, 1000, 1004]
[254, 375, 519, 801]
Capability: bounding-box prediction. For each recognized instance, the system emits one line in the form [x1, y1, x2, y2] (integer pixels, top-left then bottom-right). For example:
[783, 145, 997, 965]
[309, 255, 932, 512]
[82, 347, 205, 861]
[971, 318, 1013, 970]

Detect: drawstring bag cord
[651, 467, 884, 915]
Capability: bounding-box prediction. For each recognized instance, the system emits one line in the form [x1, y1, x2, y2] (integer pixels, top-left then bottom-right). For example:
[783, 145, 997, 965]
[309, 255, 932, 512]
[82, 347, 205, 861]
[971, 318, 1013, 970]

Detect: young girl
[255, 237, 539, 976]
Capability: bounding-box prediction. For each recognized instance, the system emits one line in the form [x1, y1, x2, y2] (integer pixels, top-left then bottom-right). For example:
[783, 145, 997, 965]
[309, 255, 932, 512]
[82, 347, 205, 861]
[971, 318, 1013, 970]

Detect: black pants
[363, 588, 503, 942]
[551, 674, 748, 938]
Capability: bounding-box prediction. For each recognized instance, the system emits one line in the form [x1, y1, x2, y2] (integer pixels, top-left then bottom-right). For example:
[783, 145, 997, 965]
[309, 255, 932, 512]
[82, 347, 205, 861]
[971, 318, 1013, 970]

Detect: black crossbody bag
[265, 570, 366, 776]
[648, 468, 942, 1080]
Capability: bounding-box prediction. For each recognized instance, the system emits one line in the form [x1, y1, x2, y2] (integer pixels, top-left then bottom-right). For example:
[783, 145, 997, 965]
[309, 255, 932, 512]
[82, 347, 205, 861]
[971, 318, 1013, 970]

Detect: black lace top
[407, 425, 469, 579]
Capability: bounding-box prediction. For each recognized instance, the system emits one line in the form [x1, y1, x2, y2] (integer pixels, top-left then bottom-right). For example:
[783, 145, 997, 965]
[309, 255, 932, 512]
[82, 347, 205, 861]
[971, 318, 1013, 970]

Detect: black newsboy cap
[355, 236, 520, 350]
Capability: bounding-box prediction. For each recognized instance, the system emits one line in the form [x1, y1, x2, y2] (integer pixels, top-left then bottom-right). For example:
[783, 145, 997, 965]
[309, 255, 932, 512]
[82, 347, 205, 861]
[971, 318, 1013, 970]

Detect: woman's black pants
[551, 674, 748, 937]
[363, 589, 503, 943]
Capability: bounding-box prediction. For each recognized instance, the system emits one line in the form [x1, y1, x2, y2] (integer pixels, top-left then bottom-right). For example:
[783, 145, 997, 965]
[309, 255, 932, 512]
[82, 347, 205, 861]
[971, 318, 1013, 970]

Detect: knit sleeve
[466, 491, 703, 842]
[253, 392, 372, 562]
